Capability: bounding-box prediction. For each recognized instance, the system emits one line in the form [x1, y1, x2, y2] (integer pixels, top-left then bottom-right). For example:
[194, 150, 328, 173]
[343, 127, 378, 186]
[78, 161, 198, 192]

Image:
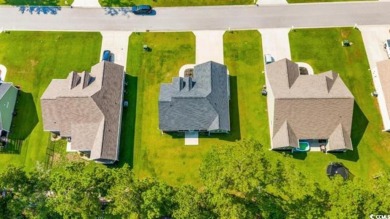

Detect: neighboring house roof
[41, 61, 125, 162]
[158, 61, 230, 132]
[375, 59, 390, 131]
[0, 82, 18, 132]
[266, 59, 354, 151]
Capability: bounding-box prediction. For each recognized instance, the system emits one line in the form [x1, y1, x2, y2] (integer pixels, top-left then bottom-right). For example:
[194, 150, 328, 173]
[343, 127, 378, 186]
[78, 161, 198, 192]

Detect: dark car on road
[132, 5, 152, 15]
[102, 50, 111, 61]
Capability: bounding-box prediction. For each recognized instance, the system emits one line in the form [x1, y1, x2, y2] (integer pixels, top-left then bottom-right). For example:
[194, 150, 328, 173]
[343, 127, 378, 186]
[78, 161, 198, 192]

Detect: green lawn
[123, 31, 264, 186]
[0, 31, 101, 172]
[99, 0, 252, 7]
[0, 0, 72, 5]
[288, 27, 390, 183]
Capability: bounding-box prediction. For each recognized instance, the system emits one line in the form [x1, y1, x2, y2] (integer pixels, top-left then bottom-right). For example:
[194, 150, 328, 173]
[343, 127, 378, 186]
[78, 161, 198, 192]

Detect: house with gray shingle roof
[41, 61, 125, 164]
[0, 82, 18, 137]
[265, 59, 354, 152]
[159, 61, 230, 133]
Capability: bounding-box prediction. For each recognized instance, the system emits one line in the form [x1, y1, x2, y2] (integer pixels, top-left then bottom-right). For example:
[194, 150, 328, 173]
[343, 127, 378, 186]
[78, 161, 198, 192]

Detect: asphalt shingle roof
[266, 59, 354, 151]
[159, 61, 230, 132]
[41, 61, 124, 162]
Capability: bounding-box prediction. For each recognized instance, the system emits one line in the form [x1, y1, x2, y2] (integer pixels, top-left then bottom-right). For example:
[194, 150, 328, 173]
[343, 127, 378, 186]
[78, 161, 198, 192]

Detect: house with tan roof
[372, 59, 390, 131]
[265, 59, 354, 152]
[41, 61, 125, 164]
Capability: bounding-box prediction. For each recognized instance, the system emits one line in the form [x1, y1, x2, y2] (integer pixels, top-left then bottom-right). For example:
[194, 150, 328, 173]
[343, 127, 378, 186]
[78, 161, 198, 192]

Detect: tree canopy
[0, 139, 389, 218]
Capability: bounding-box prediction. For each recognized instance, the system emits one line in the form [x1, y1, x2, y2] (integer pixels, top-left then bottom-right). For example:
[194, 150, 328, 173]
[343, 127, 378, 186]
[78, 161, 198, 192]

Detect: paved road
[0, 2, 390, 32]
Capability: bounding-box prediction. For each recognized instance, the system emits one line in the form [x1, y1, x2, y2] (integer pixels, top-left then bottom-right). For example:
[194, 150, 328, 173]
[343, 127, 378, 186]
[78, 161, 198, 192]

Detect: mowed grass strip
[0, 31, 101, 172]
[99, 0, 252, 7]
[223, 30, 268, 143]
[289, 28, 390, 182]
[124, 32, 200, 185]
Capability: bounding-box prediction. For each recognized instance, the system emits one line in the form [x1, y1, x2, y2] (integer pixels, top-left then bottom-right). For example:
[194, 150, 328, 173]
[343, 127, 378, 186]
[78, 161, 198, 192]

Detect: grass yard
[123, 31, 264, 186]
[0, 0, 72, 5]
[99, 0, 252, 7]
[288, 28, 390, 184]
[0, 31, 101, 172]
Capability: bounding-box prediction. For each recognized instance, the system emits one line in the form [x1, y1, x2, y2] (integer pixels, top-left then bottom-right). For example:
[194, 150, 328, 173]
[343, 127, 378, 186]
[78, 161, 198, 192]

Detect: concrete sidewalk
[194, 31, 225, 64]
[72, 0, 101, 7]
[259, 28, 291, 62]
[100, 31, 132, 68]
[185, 131, 199, 145]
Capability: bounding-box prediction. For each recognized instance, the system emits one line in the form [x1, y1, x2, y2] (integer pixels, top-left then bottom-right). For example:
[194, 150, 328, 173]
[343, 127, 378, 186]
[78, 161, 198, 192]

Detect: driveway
[100, 31, 132, 67]
[360, 25, 390, 130]
[360, 25, 390, 69]
[259, 28, 291, 62]
[194, 31, 225, 64]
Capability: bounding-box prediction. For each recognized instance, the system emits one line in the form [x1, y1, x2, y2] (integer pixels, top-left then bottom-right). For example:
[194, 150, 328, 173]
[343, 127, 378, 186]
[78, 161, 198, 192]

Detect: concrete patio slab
[259, 28, 291, 62]
[0, 64, 7, 81]
[185, 131, 199, 145]
[100, 31, 132, 68]
[194, 31, 225, 64]
[72, 0, 101, 7]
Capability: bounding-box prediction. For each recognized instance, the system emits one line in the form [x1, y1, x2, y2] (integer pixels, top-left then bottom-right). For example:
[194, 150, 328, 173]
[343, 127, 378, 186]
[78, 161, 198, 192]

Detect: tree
[173, 185, 215, 219]
[107, 164, 141, 217]
[139, 179, 176, 219]
[0, 164, 53, 218]
[47, 162, 113, 218]
[200, 139, 285, 218]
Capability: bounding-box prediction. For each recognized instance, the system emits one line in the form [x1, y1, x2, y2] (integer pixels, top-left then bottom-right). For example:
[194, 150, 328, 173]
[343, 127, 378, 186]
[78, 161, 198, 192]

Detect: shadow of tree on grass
[18, 5, 61, 15]
[5, 0, 60, 5]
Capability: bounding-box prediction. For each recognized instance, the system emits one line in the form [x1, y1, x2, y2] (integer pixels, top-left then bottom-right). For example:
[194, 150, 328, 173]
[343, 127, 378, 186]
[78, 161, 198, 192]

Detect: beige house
[41, 61, 125, 164]
[373, 59, 390, 131]
[265, 59, 354, 152]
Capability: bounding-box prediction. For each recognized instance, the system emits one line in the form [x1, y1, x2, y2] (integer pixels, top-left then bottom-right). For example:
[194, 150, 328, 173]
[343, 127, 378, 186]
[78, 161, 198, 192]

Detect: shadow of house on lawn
[117, 74, 138, 168]
[1, 91, 39, 154]
[335, 101, 368, 162]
